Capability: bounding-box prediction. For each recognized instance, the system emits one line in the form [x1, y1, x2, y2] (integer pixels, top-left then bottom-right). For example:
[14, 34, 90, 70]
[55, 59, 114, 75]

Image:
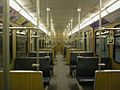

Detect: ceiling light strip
[69, 0, 120, 36]
[9, 0, 48, 34]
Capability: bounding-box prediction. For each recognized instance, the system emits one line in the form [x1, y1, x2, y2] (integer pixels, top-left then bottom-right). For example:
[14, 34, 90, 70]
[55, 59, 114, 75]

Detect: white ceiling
[16, 0, 115, 35]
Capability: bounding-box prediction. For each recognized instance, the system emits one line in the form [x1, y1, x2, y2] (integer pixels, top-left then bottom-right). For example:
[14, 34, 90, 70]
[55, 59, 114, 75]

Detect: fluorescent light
[30, 19, 37, 26]
[9, 0, 49, 34]
[69, 0, 120, 36]
[47, 8, 50, 11]
[101, 10, 108, 17]
[77, 8, 81, 12]
[107, 0, 120, 13]
[83, 19, 93, 28]
[81, 18, 90, 25]
[9, 0, 22, 12]
[39, 23, 48, 34]
[19, 9, 37, 26]
[19, 9, 32, 21]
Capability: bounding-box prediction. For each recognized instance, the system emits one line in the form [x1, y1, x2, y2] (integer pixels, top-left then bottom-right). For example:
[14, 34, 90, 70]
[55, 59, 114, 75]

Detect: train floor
[46, 54, 94, 90]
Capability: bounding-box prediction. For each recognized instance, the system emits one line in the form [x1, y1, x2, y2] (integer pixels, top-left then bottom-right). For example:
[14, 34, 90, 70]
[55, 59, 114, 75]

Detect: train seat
[69, 51, 93, 76]
[14, 57, 36, 70]
[14, 56, 51, 86]
[69, 53, 78, 76]
[29, 51, 54, 75]
[39, 56, 51, 86]
[76, 56, 98, 85]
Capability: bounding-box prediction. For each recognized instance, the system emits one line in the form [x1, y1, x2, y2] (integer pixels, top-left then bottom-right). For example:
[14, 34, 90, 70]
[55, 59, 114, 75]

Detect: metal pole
[47, 9, 50, 30]
[77, 8, 81, 54]
[98, 0, 102, 70]
[47, 8, 50, 49]
[0, 27, 37, 30]
[44, 36, 45, 47]
[70, 19, 73, 47]
[50, 18, 53, 48]
[102, 27, 120, 30]
[36, 0, 40, 71]
[3, 0, 10, 90]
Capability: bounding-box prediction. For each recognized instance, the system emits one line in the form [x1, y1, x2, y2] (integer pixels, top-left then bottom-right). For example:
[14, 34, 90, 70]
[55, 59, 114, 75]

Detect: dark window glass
[16, 33, 27, 57]
[114, 29, 120, 63]
[95, 32, 109, 57]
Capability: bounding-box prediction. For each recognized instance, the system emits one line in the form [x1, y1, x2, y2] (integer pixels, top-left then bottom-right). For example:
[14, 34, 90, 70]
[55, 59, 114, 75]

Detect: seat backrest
[29, 51, 53, 65]
[76, 56, 98, 76]
[64, 47, 67, 57]
[70, 53, 79, 65]
[14, 56, 51, 77]
[14, 57, 36, 70]
[80, 52, 93, 57]
[48, 52, 53, 65]
[0, 71, 44, 90]
[29, 51, 47, 57]
[39, 56, 51, 77]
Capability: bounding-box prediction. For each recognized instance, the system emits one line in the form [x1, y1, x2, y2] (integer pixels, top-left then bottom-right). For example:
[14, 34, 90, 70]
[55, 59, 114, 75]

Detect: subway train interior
[0, 0, 120, 90]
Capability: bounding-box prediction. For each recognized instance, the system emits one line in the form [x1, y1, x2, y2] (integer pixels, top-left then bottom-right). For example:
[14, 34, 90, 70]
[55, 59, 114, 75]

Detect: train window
[16, 31, 28, 57]
[95, 31, 109, 57]
[75, 39, 79, 48]
[114, 29, 120, 63]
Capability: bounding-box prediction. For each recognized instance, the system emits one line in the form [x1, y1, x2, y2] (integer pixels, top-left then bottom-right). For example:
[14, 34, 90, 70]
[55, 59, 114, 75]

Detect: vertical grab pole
[98, 0, 102, 70]
[36, 0, 40, 71]
[47, 7, 50, 55]
[70, 19, 73, 47]
[3, 0, 10, 90]
[77, 8, 81, 54]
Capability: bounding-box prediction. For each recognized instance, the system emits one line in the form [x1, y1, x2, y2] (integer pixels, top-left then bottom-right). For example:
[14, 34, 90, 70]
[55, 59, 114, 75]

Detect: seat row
[76, 56, 112, 85]
[68, 51, 112, 85]
[14, 50, 54, 87]
[14, 56, 52, 86]
[69, 51, 94, 75]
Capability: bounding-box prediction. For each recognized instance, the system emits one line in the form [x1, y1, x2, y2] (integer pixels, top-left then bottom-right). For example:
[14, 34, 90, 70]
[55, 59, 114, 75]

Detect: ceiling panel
[105, 8, 120, 23]
[16, 0, 115, 35]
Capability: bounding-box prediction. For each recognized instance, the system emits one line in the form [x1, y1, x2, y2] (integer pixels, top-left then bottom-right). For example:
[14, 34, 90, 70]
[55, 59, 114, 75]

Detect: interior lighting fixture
[9, 0, 48, 34]
[69, 0, 120, 36]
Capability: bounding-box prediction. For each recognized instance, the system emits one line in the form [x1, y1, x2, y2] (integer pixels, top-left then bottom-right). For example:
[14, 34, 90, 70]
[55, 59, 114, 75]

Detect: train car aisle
[47, 54, 81, 90]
